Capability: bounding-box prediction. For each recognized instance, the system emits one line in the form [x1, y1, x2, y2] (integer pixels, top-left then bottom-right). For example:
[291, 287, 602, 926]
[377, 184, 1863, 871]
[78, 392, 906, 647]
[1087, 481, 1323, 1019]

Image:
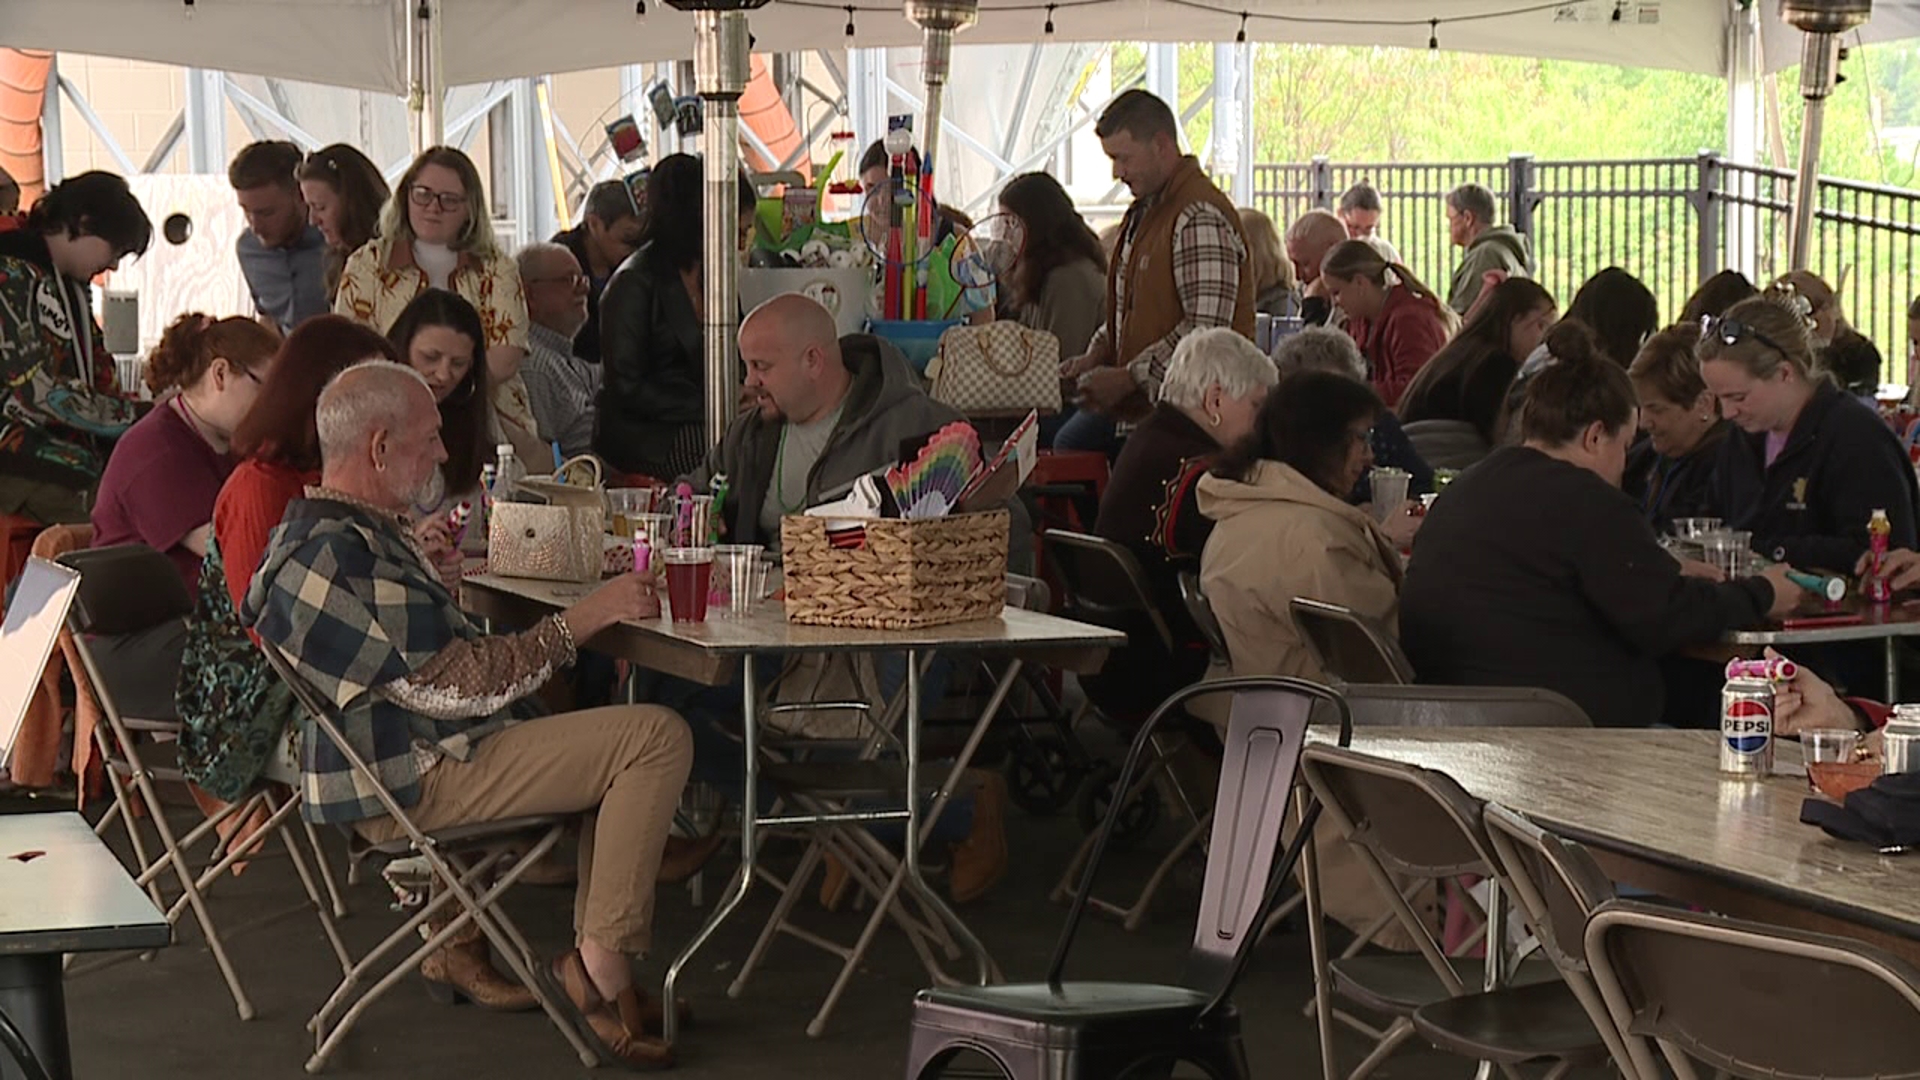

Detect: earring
[1208, 413, 1221, 427]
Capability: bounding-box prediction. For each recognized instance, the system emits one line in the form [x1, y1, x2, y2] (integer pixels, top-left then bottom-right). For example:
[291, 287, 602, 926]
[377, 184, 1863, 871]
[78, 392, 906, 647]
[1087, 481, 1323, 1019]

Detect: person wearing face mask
[1623, 325, 1730, 535]
[335, 146, 545, 470]
[386, 289, 494, 568]
[0, 170, 151, 525]
[1319, 239, 1458, 410]
[91, 314, 281, 596]
[1703, 293, 1919, 572]
[1400, 330, 1802, 728]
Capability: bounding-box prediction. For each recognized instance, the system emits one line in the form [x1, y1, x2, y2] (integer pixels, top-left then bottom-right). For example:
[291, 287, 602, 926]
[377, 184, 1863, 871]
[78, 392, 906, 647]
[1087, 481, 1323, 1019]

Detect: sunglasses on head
[1699, 315, 1790, 361]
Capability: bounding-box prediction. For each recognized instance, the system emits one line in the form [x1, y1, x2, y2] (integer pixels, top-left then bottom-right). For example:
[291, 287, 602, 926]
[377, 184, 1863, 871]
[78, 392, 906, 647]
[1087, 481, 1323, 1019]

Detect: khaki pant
[356, 705, 693, 957]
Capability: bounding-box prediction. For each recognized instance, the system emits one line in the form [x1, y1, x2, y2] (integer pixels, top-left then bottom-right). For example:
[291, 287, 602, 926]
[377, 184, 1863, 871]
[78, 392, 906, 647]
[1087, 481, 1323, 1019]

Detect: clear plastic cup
[712, 544, 765, 616]
[663, 547, 714, 623]
[1673, 517, 1723, 540]
[1369, 466, 1410, 523]
[1804, 728, 1864, 794]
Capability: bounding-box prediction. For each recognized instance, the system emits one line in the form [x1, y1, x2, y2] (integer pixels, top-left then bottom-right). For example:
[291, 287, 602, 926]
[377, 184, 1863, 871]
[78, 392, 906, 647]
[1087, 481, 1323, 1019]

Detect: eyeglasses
[1351, 426, 1377, 447]
[1700, 315, 1790, 360]
[526, 272, 589, 288]
[408, 185, 468, 213]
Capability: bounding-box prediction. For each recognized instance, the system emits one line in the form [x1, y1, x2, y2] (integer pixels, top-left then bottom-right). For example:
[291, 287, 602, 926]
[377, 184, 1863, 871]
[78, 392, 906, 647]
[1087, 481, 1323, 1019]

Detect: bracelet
[549, 611, 578, 666]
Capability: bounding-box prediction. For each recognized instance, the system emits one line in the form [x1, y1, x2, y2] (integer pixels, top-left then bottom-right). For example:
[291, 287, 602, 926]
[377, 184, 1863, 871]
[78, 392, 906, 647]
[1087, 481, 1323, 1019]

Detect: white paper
[0, 559, 82, 768]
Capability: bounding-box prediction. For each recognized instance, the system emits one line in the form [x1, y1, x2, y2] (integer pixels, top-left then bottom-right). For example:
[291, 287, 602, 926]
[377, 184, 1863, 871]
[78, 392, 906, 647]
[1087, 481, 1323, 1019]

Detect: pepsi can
[1720, 677, 1775, 777]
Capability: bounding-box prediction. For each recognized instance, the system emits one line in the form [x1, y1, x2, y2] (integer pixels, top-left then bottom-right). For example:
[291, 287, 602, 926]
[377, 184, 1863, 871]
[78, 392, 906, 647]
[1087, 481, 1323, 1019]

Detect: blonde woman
[334, 146, 547, 469]
[1319, 239, 1458, 409]
[1236, 207, 1299, 318]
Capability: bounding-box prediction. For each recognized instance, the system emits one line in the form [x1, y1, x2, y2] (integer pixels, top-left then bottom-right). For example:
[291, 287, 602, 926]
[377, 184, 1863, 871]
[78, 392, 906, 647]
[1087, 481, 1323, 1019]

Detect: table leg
[661, 659, 761, 1046]
[0, 954, 66, 1080]
[899, 649, 993, 982]
[1888, 638, 1901, 700]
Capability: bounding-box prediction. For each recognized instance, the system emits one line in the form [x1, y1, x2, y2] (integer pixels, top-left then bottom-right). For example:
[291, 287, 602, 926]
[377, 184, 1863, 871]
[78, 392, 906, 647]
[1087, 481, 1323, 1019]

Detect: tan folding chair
[1586, 899, 1920, 1080]
[1298, 745, 1604, 1080]
[258, 642, 599, 1072]
[57, 545, 346, 1020]
[1481, 804, 1639, 1079]
[1290, 598, 1415, 685]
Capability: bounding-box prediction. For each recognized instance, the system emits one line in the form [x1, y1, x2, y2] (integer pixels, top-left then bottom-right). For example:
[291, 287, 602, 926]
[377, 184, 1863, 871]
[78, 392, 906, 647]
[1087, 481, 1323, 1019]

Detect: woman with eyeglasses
[1402, 326, 1801, 729]
[334, 146, 547, 470]
[297, 144, 389, 302]
[1199, 370, 1402, 683]
[596, 153, 759, 481]
[91, 314, 281, 598]
[1623, 325, 1730, 535]
[387, 289, 494, 573]
[1703, 293, 1918, 571]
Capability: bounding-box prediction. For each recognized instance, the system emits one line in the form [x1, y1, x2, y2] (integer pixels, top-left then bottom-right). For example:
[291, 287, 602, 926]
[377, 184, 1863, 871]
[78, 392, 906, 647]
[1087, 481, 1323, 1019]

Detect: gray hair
[1159, 328, 1279, 410]
[1273, 326, 1367, 382]
[514, 240, 576, 280]
[316, 360, 432, 466]
[1446, 182, 1497, 226]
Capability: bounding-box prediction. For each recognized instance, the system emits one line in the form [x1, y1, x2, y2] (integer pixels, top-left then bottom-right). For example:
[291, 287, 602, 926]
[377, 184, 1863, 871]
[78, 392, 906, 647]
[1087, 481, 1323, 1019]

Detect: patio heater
[407, 0, 446, 151]
[665, 0, 765, 448]
[905, 0, 979, 185]
[1783, 0, 1871, 271]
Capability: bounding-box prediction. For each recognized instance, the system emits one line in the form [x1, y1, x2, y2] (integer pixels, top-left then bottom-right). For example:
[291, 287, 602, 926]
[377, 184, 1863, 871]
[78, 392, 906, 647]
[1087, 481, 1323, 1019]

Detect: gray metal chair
[258, 642, 597, 1072]
[1481, 804, 1639, 1079]
[905, 676, 1351, 1080]
[1401, 419, 1491, 470]
[1586, 899, 1920, 1080]
[1298, 745, 1605, 1080]
[1290, 598, 1415, 685]
[58, 544, 344, 1021]
[1176, 569, 1230, 667]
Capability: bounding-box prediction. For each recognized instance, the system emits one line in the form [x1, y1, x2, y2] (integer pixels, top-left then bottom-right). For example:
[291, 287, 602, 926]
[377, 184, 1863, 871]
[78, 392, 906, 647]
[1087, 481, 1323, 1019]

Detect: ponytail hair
[1320, 239, 1460, 335]
[144, 312, 280, 396]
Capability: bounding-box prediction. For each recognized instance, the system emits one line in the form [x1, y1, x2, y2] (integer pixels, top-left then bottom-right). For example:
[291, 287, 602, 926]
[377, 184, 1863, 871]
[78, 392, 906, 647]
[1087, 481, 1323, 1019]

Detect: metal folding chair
[1481, 804, 1639, 1079]
[1290, 598, 1416, 685]
[905, 676, 1351, 1080]
[1586, 899, 1920, 1080]
[1298, 745, 1604, 1080]
[258, 642, 598, 1072]
[57, 544, 344, 1020]
[1176, 569, 1230, 667]
[1044, 531, 1215, 927]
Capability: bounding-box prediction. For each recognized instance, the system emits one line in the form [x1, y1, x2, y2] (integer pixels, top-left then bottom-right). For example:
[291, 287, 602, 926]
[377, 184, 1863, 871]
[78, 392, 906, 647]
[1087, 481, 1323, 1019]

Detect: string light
[634, 0, 646, 13]
[845, 4, 856, 36]
[1611, 1, 1623, 22]
[1428, 18, 1439, 49]
[1044, 3, 1056, 34]
[1235, 11, 1248, 43]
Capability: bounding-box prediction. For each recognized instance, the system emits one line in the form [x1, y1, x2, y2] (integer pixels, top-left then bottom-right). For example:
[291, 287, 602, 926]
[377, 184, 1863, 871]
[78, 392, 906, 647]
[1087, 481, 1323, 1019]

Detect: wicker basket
[781, 510, 1009, 629]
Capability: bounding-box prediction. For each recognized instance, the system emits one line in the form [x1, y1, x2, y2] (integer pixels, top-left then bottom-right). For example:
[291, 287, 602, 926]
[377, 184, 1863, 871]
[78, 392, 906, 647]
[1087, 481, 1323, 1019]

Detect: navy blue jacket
[1714, 383, 1919, 572]
[1624, 421, 1730, 536]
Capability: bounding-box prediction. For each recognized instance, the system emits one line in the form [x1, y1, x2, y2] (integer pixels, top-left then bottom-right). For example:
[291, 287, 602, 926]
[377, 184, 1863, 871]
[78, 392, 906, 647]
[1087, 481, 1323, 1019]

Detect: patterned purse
[487, 455, 606, 583]
[926, 321, 1062, 417]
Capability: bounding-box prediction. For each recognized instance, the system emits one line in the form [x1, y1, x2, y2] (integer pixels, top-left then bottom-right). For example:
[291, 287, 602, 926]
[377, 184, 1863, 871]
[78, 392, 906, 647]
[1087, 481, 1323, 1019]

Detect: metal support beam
[882, 77, 1015, 175]
[963, 67, 1147, 216]
[1001, 44, 1044, 162]
[1234, 40, 1255, 204]
[142, 112, 186, 174]
[41, 56, 64, 187]
[222, 77, 322, 149]
[185, 68, 227, 173]
[847, 48, 889, 162]
[444, 81, 513, 153]
[54, 75, 137, 176]
[1145, 43, 1179, 133]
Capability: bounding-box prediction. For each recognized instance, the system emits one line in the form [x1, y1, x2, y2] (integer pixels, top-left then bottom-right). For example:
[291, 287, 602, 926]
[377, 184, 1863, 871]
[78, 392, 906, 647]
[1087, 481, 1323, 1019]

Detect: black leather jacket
[594, 242, 702, 473]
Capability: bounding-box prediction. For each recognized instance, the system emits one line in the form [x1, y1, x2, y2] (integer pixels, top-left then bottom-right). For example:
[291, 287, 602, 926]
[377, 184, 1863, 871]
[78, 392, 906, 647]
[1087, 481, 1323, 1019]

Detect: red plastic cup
[664, 547, 714, 623]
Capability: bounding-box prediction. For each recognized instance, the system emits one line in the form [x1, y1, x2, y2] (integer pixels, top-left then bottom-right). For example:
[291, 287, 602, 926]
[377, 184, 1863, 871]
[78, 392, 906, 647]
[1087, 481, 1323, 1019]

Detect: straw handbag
[487, 455, 606, 584]
[926, 322, 1061, 417]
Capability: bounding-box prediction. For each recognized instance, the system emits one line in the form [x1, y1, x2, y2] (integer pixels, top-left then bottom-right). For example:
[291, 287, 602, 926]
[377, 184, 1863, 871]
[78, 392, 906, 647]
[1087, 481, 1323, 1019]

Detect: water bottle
[491, 443, 524, 504]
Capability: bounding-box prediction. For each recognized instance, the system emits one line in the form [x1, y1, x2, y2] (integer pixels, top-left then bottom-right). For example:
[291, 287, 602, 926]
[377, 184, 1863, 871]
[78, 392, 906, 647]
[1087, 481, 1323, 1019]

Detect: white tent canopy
[5, 0, 1920, 93]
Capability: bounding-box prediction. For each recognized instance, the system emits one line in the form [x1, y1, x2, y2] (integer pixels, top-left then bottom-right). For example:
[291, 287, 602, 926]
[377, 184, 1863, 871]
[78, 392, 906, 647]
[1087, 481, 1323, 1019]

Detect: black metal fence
[1246, 154, 1920, 375]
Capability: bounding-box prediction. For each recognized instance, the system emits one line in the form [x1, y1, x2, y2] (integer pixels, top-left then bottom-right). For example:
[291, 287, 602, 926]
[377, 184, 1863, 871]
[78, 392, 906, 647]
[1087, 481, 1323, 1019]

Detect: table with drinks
[462, 483, 1125, 1042]
[1327, 727, 1920, 961]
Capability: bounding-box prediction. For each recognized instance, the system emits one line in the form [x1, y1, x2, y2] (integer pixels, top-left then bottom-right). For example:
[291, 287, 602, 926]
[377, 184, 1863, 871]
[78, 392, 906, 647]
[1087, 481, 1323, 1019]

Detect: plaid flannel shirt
[244, 496, 522, 823]
[1083, 201, 1246, 401]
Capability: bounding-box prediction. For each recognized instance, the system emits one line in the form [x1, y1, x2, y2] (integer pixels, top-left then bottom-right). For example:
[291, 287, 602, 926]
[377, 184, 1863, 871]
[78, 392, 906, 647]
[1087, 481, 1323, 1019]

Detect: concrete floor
[48, 792, 1491, 1080]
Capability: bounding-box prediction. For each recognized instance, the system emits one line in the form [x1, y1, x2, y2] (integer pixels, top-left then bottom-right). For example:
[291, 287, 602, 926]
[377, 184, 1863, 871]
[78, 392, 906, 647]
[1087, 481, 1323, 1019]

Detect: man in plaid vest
[245, 360, 690, 1069]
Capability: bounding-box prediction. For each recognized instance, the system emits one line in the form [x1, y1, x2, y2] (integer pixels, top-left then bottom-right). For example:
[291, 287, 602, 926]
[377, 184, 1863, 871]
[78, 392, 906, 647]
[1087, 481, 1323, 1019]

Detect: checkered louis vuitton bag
[926, 321, 1062, 417]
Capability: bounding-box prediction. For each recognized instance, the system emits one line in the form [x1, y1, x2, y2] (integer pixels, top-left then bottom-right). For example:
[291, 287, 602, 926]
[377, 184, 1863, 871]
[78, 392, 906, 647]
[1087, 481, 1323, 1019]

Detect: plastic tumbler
[632, 514, 670, 571]
[606, 488, 653, 537]
[1369, 466, 1410, 523]
[712, 544, 765, 616]
[663, 547, 714, 623]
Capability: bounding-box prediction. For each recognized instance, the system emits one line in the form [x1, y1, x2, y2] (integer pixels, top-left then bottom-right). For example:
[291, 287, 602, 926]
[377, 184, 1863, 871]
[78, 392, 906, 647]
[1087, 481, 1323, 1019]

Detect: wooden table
[0, 812, 169, 1080]
[1722, 597, 1920, 696]
[1329, 728, 1920, 958]
[462, 573, 1123, 1041]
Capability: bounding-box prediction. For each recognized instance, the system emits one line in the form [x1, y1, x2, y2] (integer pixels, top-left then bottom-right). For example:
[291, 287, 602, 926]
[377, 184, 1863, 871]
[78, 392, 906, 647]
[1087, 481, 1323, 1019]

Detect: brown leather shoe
[949, 769, 1008, 904]
[421, 919, 539, 1011]
[547, 950, 676, 1070]
[658, 831, 725, 884]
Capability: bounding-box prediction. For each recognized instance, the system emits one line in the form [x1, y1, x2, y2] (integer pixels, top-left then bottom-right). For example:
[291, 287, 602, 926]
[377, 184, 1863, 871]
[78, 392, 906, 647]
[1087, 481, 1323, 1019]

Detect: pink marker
[632, 533, 652, 575]
[1725, 657, 1797, 682]
[447, 500, 473, 547]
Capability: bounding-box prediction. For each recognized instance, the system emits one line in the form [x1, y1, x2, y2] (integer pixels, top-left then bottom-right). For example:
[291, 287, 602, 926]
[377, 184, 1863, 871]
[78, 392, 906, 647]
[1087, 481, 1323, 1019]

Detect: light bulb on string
[634, 0, 646, 14]
[845, 5, 857, 37]
[1044, 3, 1056, 34]
[1428, 18, 1439, 50]
[1236, 12, 1248, 43]
[1611, 1, 1623, 22]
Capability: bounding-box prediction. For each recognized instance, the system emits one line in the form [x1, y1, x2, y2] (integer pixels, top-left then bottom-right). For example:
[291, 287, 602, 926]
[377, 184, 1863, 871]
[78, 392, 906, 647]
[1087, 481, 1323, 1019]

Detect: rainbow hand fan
[887, 421, 981, 520]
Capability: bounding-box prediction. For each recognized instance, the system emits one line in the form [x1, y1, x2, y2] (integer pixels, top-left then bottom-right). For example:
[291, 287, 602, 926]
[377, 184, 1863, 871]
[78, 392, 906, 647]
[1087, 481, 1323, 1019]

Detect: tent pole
[907, 0, 979, 193]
